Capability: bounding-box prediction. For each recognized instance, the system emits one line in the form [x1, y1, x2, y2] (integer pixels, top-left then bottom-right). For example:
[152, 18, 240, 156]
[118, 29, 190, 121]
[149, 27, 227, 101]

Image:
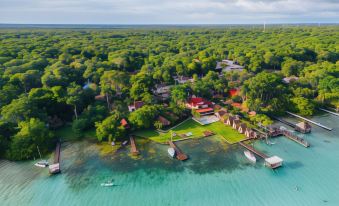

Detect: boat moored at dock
[167, 148, 176, 158]
[244, 150, 256, 163]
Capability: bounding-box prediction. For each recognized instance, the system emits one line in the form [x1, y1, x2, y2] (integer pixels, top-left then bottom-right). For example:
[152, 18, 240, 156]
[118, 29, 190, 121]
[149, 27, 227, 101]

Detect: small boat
[34, 146, 49, 168]
[122, 140, 128, 146]
[244, 150, 256, 163]
[101, 181, 115, 187]
[35, 160, 49, 168]
[167, 148, 176, 158]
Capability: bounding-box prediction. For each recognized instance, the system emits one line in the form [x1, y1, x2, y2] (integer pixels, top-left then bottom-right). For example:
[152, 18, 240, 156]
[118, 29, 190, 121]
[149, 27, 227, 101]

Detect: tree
[7, 118, 54, 160]
[250, 114, 273, 127]
[291, 97, 315, 116]
[99, 70, 129, 110]
[1, 96, 44, 123]
[170, 84, 189, 105]
[0, 121, 17, 157]
[281, 58, 304, 76]
[128, 105, 161, 129]
[95, 113, 126, 142]
[66, 83, 84, 119]
[243, 72, 288, 113]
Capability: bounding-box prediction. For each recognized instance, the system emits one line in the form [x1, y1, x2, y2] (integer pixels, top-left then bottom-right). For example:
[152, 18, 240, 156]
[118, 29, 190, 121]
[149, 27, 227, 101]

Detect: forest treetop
[0, 26, 338, 160]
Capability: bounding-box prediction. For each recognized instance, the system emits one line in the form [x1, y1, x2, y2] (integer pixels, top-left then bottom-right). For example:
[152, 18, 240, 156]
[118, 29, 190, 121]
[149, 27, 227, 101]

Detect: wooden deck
[318, 108, 339, 117]
[130, 136, 139, 156]
[282, 130, 310, 148]
[49, 140, 61, 174]
[238, 142, 268, 159]
[286, 111, 332, 131]
[272, 116, 296, 128]
[168, 141, 188, 161]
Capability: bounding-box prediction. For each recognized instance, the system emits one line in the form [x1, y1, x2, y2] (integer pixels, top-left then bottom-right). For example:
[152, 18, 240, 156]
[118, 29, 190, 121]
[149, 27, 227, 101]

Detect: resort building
[186, 97, 213, 109]
[174, 76, 194, 84]
[245, 128, 258, 139]
[215, 109, 227, 119]
[283, 76, 299, 84]
[238, 123, 247, 134]
[295, 121, 312, 133]
[187, 97, 215, 116]
[215, 59, 244, 73]
[233, 119, 241, 129]
[226, 116, 235, 126]
[158, 116, 171, 126]
[153, 84, 172, 100]
[120, 118, 130, 129]
[128, 101, 144, 112]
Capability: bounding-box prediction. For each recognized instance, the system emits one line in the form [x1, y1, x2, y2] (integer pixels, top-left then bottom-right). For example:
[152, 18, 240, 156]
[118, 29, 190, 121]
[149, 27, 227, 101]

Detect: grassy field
[133, 119, 245, 144]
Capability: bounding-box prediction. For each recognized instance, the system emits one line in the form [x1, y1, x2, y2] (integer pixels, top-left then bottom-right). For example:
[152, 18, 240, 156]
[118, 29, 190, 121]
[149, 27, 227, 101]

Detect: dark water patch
[286, 161, 303, 169]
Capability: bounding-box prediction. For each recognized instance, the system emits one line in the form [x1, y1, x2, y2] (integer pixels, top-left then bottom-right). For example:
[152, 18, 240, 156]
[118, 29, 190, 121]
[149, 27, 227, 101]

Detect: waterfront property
[239, 142, 283, 169]
[215, 59, 244, 73]
[128, 101, 145, 112]
[133, 119, 246, 144]
[168, 141, 188, 161]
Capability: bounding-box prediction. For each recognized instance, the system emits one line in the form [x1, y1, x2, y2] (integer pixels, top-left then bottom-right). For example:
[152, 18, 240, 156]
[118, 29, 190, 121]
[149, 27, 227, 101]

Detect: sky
[0, 0, 338, 24]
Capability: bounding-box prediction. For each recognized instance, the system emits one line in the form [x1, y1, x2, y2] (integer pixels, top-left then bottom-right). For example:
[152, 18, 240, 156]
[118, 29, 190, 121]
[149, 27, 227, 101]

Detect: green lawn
[133, 119, 245, 144]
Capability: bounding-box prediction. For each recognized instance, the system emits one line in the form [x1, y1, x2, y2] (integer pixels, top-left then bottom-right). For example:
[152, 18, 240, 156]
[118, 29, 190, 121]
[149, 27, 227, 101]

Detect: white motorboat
[101, 181, 115, 187]
[35, 160, 49, 168]
[244, 150, 256, 163]
[34, 146, 49, 168]
[168, 148, 176, 158]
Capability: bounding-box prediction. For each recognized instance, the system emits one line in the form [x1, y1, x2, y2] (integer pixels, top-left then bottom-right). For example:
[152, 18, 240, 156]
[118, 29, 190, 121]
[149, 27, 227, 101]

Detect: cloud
[0, 0, 338, 24]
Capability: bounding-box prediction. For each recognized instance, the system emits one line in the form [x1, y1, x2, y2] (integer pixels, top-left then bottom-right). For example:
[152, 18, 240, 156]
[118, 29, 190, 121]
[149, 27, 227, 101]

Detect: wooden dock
[238, 142, 268, 159]
[282, 130, 310, 148]
[49, 140, 61, 174]
[168, 141, 188, 161]
[286, 111, 332, 131]
[319, 108, 339, 117]
[271, 116, 296, 128]
[130, 136, 139, 156]
[252, 128, 268, 138]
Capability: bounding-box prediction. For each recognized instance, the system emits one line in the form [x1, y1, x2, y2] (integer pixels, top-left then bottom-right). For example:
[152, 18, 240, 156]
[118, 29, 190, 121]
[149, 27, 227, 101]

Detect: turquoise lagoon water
[0, 114, 338, 206]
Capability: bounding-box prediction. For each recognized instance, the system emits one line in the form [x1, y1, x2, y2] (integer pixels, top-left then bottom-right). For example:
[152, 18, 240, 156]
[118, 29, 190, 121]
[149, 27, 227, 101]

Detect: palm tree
[154, 121, 163, 130]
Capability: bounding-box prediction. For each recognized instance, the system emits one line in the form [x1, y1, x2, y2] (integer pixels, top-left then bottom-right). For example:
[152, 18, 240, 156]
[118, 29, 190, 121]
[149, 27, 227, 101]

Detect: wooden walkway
[130, 136, 139, 156]
[252, 128, 268, 138]
[238, 142, 268, 159]
[271, 116, 296, 129]
[286, 111, 332, 131]
[49, 140, 61, 174]
[319, 108, 339, 117]
[54, 141, 61, 163]
[282, 130, 310, 148]
[168, 141, 188, 161]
